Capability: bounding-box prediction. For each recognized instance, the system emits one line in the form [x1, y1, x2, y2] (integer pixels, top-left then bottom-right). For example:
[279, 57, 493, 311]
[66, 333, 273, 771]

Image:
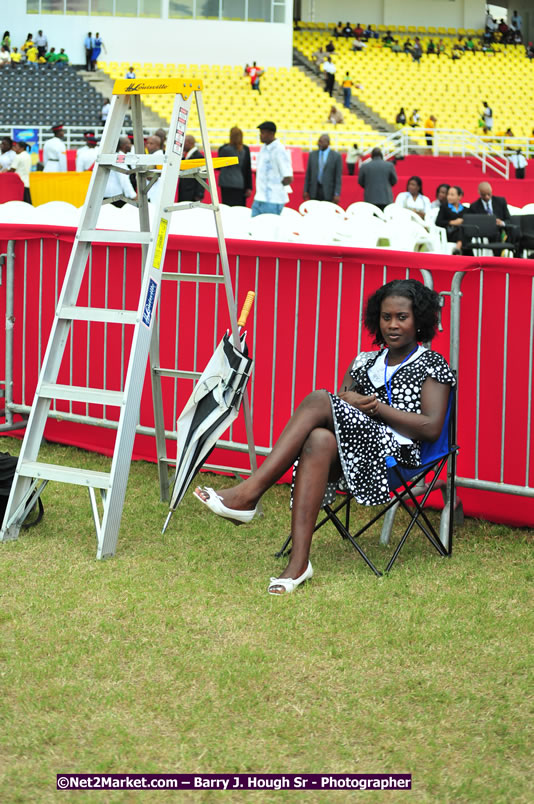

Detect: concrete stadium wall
[301, 0, 487, 31]
[0, 13, 293, 68]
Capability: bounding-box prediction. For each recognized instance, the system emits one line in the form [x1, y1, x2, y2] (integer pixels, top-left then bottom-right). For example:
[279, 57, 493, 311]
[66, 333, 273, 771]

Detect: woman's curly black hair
[364, 279, 440, 345]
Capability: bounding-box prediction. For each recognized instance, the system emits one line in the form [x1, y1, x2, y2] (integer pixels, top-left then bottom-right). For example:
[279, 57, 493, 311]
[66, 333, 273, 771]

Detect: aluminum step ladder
[0, 77, 258, 559]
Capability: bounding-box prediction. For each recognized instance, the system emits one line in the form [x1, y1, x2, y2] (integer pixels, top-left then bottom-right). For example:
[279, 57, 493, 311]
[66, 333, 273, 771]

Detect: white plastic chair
[346, 201, 386, 221]
[298, 200, 345, 218]
[521, 203, 534, 215]
[0, 200, 38, 223]
[37, 201, 81, 228]
[333, 217, 390, 248]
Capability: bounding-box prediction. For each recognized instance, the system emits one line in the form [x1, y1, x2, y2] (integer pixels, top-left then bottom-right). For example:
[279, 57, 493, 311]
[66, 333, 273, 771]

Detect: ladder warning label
[142, 279, 158, 328]
[153, 219, 168, 269]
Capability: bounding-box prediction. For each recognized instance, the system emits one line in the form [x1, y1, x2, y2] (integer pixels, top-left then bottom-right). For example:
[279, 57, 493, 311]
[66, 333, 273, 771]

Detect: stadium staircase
[79, 69, 169, 130]
[292, 47, 395, 134]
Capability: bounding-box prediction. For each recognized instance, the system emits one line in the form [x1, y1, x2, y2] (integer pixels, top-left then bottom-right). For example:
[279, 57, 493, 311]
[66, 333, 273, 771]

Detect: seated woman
[436, 185, 471, 252]
[430, 183, 450, 209]
[395, 175, 431, 219]
[327, 105, 344, 125]
[194, 280, 455, 595]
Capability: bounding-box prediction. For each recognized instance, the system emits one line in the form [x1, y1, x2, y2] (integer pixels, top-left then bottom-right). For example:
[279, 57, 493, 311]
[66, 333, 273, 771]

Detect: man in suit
[303, 134, 342, 204]
[357, 147, 397, 209]
[469, 181, 510, 225]
[178, 134, 205, 203]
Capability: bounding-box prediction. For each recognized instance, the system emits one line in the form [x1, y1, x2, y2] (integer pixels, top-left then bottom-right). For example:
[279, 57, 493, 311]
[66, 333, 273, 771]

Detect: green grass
[0, 437, 532, 803]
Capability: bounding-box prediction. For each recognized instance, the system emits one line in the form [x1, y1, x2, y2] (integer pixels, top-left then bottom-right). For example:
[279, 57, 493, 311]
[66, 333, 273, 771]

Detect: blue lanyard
[384, 347, 418, 405]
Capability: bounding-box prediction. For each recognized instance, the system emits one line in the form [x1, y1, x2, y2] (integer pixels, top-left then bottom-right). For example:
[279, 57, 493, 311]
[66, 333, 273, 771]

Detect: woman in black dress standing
[217, 127, 252, 207]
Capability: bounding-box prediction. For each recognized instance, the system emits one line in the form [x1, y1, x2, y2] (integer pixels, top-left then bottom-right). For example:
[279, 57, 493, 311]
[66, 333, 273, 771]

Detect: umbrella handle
[237, 291, 255, 328]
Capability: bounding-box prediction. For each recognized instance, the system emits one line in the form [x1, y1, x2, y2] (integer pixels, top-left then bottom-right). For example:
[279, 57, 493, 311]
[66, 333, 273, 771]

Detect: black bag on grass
[0, 452, 44, 528]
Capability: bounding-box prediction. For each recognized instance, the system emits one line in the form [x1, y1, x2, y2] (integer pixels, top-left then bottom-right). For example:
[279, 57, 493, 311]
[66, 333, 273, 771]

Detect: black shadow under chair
[275, 387, 460, 577]
[461, 214, 518, 256]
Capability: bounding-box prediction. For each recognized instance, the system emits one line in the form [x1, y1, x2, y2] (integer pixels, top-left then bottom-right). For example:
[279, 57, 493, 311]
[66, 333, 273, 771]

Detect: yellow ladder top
[113, 78, 203, 96]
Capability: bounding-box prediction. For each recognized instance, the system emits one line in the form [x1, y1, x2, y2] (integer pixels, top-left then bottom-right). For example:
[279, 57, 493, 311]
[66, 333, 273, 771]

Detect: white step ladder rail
[0, 77, 259, 557]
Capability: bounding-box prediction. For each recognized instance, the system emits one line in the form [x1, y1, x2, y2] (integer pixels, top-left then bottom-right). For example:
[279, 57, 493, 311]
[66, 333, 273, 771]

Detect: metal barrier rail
[0, 230, 533, 524]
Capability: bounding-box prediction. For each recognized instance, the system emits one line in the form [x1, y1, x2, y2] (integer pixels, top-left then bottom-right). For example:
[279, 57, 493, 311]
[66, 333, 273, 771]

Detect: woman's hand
[338, 391, 380, 416]
[450, 217, 463, 225]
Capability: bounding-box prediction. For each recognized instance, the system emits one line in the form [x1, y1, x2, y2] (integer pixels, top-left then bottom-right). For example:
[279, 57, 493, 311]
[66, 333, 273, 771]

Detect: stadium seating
[293, 29, 534, 141]
[0, 66, 105, 127]
[97, 61, 376, 147]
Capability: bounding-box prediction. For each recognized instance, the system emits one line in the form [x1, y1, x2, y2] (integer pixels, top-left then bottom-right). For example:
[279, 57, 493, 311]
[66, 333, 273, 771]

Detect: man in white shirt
[34, 30, 48, 60]
[43, 124, 67, 172]
[104, 137, 137, 207]
[251, 121, 293, 217]
[322, 56, 336, 96]
[9, 140, 32, 204]
[76, 133, 98, 172]
[509, 148, 527, 179]
[0, 137, 14, 170]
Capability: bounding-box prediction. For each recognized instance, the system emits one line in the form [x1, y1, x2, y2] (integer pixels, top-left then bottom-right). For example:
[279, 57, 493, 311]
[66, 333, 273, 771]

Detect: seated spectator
[45, 47, 59, 64]
[342, 22, 353, 37]
[469, 181, 510, 223]
[56, 48, 69, 67]
[412, 37, 423, 62]
[395, 107, 407, 125]
[498, 20, 509, 36]
[0, 46, 9, 68]
[363, 25, 374, 40]
[334, 21, 343, 38]
[427, 39, 436, 54]
[352, 38, 366, 52]
[504, 127, 515, 137]
[26, 44, 39, 69]
[527, 42, 534, 60]
[409, 108, 420, 127]
[126, 65, 135, 78]
[465, 37, 476, 53]
[328, 105, 344, 125]
[513, 30, 523, 45]
[325, 40, 335, 53]
[430, 183, 450, 209]
[10, 47, 21, 66]
[453, 38, 465, 51]
[395, 176, 431, 219]
[403, 39, 413, 53]
[354, 23, 364, 39]
[436, 185, 471, 252]
[382, 31, 394, 45]
[436, 39, 446, 56]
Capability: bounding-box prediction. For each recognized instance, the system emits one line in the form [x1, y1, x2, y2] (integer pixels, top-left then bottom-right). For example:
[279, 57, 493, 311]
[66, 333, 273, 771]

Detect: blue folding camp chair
[275, 386, 460, 576]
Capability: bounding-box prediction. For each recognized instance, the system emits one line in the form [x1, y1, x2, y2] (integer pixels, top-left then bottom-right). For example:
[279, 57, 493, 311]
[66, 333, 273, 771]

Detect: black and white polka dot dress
[291, 348, 456, 508]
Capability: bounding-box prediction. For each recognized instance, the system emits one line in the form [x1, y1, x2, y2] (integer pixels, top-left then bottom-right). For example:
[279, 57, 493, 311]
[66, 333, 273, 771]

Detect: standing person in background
[345, 142, 361, 176]
[342, 72, 353, 109]
[509, 148, 527, 179]
[21, 34, 34, 56]
[178, 134, 205, 203]
[425, 115, 437, 149]
[76, 135, 98, 172]
[8, 140, 32, 204]
[358, 147, 397, 210]
[245, 62, 263, 94]
[0, 137, 14, 170]
[101, 98, 111, 126]
[252, 121, 293, 217]
[396, 107, 407, 125]
[218, 127, 252, 207]
[154, 128, 167, 150]
[482, 101, 493, 134]
[84, 32, 94, 71]
[43, 124, 67, 172]
[409, 109, 420, 127]
[34, 30, 48, 61]
[303, 133, 342, 204]
[322, 56, 336, 96]
[2, 31, 10, 52]
[91, 33, 103, 71]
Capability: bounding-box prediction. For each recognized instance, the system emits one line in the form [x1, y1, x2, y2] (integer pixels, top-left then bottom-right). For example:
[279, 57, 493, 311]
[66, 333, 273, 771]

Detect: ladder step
[40, 383, 124, 406]
[78, 230, 153, 244]
[161, 272, 225, 283]
[18, 461, 111, 489]
[60, 306, 138, 325]
[153, 368, 202, 379]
